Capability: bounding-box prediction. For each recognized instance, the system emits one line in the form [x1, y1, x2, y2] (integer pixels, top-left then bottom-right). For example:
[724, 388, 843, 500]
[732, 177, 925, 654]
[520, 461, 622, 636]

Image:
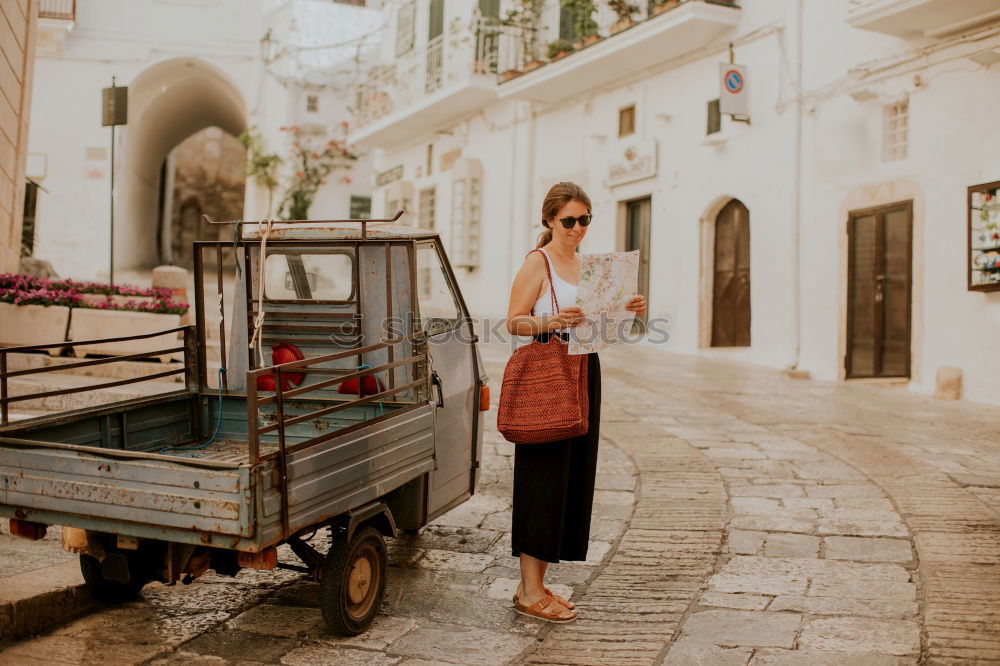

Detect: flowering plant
[277, 123, 360, 221]
[0, 274, 188, 314]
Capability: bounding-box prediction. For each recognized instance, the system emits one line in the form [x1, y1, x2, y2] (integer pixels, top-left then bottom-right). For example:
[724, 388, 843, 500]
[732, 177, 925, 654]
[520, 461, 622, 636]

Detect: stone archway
[117, 58, 246, 270]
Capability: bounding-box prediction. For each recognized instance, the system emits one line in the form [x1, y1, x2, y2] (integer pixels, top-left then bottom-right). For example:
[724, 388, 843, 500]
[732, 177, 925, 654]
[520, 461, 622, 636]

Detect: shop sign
[376, 165, 404, 187]
[608, 140, 657, 187]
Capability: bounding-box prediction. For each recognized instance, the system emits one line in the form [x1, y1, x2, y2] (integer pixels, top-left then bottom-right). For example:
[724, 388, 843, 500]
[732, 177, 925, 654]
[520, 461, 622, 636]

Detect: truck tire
[79, 553, 147, 603]
[319, 526, 387, 635]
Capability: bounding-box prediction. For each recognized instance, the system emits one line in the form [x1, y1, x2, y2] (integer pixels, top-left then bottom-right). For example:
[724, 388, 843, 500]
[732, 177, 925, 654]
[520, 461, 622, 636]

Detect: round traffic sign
[724, 69, 744, 94]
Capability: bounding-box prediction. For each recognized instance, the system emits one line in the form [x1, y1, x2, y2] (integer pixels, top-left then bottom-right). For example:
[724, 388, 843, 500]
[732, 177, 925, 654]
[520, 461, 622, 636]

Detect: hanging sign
[719, 63, 748, 117]
[101, 85, 128, 126]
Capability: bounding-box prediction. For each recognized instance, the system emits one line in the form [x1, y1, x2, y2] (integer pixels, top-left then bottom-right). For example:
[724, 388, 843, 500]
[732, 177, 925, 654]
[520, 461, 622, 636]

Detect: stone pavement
[2, 340, 1000, 664]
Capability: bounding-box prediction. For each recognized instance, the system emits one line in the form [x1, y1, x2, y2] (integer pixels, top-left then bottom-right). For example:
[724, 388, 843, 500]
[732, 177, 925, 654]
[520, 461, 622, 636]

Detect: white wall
[27, 0, 378, 279]
[358, 0, 1000, 405]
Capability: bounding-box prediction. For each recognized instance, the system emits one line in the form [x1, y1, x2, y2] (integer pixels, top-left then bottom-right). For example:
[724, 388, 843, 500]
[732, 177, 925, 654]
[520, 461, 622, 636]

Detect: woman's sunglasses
[557, 214, 593, 229]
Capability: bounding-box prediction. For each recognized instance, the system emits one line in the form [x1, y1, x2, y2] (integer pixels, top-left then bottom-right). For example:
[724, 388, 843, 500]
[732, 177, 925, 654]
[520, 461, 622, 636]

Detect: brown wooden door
[626, 197, 651, 333]
[711, 199, 751, 347]
[846, 201, 912, 378]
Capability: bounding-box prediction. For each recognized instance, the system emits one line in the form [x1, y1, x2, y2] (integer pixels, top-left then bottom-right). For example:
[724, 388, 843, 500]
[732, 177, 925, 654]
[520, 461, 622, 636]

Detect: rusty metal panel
[256, 405, 434, 545]
[0, 444, 252, 537]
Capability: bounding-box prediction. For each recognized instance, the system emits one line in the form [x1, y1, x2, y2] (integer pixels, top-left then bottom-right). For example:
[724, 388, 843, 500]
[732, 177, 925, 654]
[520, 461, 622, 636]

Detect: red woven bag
[497, 249, 588, 444]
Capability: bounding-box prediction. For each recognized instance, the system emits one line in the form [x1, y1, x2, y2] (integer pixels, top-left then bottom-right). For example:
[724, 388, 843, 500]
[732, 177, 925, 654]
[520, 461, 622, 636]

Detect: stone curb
[0, 561, 98, 645]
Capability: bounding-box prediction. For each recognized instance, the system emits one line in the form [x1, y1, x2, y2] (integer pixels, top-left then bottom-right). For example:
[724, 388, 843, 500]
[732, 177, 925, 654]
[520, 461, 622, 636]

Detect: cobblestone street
[2, 340, 1000, 664]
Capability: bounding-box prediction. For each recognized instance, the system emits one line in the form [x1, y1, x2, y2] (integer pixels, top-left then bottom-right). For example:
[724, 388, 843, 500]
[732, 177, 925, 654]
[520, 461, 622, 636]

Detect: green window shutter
[559, 6, 578, 42]
[478, 0, 500, 19]
[707, 99, 721, 135]
[429, 0, 445, 39]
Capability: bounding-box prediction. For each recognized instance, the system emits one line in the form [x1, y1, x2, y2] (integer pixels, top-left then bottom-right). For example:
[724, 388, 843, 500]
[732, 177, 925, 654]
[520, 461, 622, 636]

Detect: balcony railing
[39, 0, 75, 21]
[352, 14, 523, 133]
[497, 0, 740, 104]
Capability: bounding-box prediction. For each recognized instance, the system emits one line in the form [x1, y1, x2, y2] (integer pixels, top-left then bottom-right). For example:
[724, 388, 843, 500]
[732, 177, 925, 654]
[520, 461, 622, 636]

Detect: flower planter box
[501, 68, 524, 82]
[0, 303, 71, 354]
[583, 33, 602, 47]
[611, 17, 635, 34]
[69, 309, 182, 363]
[80, 294, 157, 308]
[523, 59, 545, 72]
[651, 0, 679, 16]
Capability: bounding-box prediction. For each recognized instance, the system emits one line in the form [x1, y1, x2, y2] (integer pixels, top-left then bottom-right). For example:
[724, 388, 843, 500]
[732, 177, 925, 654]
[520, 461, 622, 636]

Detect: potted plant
[501, 0, 545, 72]
[0, 275, 78, 353]
[609, 0, 639, 34]
[547, 38, 575, 60]
[560, 0, 600, 48]
[277, 123, 360, 221]
[651, 0, 681, 16]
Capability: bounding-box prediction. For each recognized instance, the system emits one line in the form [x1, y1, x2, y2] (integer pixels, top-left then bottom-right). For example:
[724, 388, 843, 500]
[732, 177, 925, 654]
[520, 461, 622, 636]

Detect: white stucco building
[25, 0, 382, 278]
[346, 0, 1000, 406]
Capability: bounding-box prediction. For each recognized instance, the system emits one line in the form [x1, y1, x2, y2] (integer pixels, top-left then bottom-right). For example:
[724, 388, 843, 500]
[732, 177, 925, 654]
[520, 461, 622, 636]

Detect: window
[451, 158, 483, 269]
[619, 105, 635, 137]
[350, 195, 371, 220]
[707, 98, 721, 135]
[883, 101, 908, 162]
[559, 4, 580, 42]
[426, 143, 434, 176]
[396, 2, 415, 56]
[418, 187, 436, 230]
[263, 252, 354, 302]
[306, 95, 319, 113]
[415, 243, 462, 335]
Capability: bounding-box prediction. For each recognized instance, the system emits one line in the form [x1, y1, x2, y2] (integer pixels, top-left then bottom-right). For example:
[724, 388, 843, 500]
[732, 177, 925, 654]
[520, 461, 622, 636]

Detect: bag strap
[527, 248, 559, 314]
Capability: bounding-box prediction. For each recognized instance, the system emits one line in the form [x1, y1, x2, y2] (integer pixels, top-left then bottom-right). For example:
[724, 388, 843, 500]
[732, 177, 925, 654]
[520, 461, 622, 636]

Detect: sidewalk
[0, 521, 97, 644]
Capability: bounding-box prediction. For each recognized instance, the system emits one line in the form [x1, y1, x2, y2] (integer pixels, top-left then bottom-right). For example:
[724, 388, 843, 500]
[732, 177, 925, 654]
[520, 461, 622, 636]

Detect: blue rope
[159, 366, 226, 456]
[355, 363, 384, 415]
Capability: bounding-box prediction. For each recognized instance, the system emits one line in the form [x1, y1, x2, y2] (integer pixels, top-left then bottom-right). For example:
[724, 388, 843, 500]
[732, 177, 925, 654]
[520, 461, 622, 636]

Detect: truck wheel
[319, 526, 387, 636]
[79, 553, 147, 603]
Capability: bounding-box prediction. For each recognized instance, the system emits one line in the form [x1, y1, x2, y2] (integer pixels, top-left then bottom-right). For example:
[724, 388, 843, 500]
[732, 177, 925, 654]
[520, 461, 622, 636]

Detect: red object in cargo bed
[338, 367, 386, 397]
[255, 343, 306, 392]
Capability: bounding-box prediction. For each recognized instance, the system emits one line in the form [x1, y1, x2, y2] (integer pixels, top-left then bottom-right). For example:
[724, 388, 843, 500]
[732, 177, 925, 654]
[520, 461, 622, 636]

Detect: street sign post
[102, 78, 127, 285]
[719, 63, 749, 120]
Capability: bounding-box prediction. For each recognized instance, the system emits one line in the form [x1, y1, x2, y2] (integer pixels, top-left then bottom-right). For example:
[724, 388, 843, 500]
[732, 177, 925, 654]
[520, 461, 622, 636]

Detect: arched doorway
[709, 198, 750, 347]
[118, 58, 246, 270]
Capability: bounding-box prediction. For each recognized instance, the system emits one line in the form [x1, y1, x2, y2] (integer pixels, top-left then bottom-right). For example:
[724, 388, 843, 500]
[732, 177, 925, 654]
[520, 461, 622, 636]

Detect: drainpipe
[787, 0, 804, 372]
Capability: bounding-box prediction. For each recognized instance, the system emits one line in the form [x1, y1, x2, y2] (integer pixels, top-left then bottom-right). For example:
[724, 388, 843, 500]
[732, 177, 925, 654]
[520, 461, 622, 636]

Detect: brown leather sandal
[514, 594, 577, 623]
[513, 587, 575, 610]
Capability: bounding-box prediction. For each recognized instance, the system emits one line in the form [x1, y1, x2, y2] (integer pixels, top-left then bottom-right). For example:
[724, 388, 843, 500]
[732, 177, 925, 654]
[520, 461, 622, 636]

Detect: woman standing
[504, 182, 646, 622]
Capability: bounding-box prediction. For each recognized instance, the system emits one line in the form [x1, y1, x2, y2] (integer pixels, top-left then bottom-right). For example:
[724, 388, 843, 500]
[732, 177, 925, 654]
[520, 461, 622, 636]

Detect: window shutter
[707, 99, 721, 135]
[396, 2, 415, 56]
[478, 0, 500, 19]
[559, 5, 578, 42]
[429, 0, 445, 40]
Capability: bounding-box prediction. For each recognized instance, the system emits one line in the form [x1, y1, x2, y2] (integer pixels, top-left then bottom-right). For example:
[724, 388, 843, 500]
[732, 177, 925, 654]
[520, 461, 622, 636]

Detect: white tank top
[531, 248, 579, 331]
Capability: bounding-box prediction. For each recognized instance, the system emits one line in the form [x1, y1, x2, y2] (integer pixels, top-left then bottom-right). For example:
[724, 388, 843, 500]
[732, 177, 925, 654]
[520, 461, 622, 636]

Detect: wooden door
[846, 201, 912, 378]
[711, 199, 751, 347]
[625, 197, 651, 333]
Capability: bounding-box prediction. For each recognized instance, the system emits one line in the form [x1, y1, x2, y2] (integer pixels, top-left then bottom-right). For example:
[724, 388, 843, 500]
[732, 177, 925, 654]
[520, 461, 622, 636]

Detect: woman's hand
[554, 306, 585, 329]
[625, 295, 647, 315]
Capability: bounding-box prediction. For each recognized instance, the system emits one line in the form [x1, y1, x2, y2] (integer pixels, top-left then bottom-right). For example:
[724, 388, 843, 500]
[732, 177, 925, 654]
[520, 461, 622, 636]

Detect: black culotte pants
[510, 342, 601, 564]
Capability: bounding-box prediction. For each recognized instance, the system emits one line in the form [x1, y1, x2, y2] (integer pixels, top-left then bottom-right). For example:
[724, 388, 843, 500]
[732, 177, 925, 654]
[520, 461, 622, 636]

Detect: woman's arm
[505, 251, 584, 336]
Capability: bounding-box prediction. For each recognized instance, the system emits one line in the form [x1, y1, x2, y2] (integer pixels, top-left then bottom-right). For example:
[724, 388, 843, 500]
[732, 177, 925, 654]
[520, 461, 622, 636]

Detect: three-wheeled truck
[0, 216, 488, 635]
